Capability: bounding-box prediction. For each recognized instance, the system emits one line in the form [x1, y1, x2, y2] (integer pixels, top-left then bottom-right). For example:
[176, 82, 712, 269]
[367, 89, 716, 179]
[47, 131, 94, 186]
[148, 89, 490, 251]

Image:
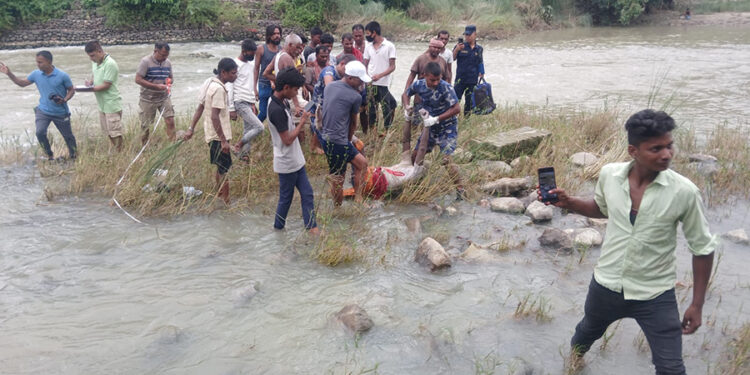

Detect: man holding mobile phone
[541, 109, 717, 374]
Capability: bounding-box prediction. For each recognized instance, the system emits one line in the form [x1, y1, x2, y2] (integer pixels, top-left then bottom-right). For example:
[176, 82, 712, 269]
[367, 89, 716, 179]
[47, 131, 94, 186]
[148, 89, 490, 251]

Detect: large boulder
[723, 229, 749, 245]
[336, 304, 373, 333]
[415, 237, 452, 271]
[525, 200, 554, 222]
[570, 152, 598, 167]
[539, 228, 573, 252]
[481, 177, 532, 196]
[469, 126, 551, 161]
[489, 197, 526, 214]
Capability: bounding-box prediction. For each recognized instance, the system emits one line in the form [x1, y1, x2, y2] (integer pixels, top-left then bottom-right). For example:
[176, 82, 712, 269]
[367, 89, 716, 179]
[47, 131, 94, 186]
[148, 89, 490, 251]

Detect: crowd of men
[0, 20, 719, 375]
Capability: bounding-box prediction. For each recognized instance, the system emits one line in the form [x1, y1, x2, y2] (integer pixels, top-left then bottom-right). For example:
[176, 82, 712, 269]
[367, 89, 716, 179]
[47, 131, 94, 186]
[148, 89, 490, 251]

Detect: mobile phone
[457, 37, 464, 44]
[538, 167, 558, 203]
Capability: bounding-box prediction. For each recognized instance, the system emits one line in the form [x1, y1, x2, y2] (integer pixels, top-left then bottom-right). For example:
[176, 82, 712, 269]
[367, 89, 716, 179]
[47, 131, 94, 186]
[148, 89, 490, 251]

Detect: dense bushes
[275, 0, 338, 29]
[0, 0, 72, 31]
[574, 0, 672, 25]
[101, 0, 234, 28]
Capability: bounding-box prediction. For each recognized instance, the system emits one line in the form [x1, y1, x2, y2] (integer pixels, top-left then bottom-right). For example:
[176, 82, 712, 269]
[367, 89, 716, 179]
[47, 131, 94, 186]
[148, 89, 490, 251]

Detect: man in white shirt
[227, 39, 264, 161]
[437, 30, 453, 83]
[363, 21, 397, 131]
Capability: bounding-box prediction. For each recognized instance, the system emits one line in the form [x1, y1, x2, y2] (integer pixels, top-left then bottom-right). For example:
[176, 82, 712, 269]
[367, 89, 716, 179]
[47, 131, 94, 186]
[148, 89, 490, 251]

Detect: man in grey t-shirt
[318, 61, 371, 205]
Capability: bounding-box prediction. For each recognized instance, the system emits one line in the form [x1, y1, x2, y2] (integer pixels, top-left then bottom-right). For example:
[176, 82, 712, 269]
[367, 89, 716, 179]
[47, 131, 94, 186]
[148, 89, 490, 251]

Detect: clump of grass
[715, 323, 750, 375]
[513, 292, 552, 322]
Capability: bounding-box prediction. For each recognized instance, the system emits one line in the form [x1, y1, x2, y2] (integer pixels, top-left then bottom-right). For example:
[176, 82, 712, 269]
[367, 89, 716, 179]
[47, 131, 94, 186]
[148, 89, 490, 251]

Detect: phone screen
[538, 168, 558, 203]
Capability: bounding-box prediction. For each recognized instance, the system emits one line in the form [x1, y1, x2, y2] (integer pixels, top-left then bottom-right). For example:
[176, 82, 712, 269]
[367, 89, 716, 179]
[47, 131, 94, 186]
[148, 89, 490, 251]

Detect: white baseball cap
[344, 61, 371, 83]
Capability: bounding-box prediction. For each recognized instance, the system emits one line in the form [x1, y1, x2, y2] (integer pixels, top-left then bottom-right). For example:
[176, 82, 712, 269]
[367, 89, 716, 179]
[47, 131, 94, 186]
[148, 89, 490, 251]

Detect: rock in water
[481, 177, 532, 196]
[336, 304, 373, 333]
[415, 237, 452, 271]
[489, 197, 525, 214]
[570, 152, 598, 167]
[573, 228, 603, 247]
[232, 282, 259, 306]
[723, 229, 749, 245]
[539, 228, 573, 252]
[525, 200, 554, 222]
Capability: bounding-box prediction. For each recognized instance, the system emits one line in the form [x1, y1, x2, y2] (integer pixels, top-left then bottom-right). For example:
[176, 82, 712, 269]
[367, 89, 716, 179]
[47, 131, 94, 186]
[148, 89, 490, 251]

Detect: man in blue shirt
[0, 51, 77, 160]
[453, 25, 484, 117]
[402, 62, 464, 198]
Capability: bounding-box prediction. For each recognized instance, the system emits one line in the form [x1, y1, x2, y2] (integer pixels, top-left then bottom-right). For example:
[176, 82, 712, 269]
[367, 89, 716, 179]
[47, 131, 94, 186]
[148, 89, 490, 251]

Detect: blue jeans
[274, 166, 317, 230]
[34, 107, 77, 158]
[257, 83, 273, 122]
[234, 101, 264, 157]
[571, 277, 686, 375]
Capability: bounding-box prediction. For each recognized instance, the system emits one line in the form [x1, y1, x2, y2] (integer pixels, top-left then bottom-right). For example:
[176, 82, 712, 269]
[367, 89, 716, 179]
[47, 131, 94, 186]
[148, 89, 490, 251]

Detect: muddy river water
[1, 25, 749, 374]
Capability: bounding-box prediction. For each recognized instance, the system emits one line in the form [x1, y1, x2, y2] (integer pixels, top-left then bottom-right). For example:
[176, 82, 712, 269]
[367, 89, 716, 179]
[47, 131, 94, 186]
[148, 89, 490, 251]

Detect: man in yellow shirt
[544, 109, 717, 374]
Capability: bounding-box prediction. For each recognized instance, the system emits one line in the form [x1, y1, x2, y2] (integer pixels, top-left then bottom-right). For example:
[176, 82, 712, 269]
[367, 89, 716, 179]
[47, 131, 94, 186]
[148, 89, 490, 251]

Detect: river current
[1, 25, 749, 374]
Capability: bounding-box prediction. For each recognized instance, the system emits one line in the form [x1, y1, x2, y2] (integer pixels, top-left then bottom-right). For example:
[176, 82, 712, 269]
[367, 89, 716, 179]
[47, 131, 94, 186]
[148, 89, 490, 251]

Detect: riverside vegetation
[2, 102, 748, 266]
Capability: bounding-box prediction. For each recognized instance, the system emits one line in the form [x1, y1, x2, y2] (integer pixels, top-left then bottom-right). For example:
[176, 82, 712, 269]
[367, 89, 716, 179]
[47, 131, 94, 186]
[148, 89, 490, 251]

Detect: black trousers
[368, 85, 397, 130]
[453, 81, 476, 117]
[571, 277, 686, 375]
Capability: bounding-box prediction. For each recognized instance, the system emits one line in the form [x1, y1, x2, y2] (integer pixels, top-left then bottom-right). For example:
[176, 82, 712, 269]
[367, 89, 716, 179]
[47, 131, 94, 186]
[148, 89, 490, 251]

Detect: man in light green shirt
[83, 40, 123, 152]
[544, 109, 717, 374]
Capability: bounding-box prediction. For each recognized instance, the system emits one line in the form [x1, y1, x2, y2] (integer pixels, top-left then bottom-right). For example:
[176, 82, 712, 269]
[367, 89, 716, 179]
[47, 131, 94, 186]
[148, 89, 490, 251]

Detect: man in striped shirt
[136, 42, 175, 144]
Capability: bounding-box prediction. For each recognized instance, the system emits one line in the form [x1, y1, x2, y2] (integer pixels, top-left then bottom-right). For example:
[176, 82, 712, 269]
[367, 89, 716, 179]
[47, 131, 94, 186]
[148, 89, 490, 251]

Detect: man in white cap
[318, 60, 371, 205]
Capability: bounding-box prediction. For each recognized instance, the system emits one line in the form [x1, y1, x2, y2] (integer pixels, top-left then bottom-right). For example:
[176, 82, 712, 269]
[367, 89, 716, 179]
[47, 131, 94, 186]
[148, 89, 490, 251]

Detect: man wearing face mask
[363, 21, 397, 131]
[228, 39, 264, 161]
[254, 24, 282, 122]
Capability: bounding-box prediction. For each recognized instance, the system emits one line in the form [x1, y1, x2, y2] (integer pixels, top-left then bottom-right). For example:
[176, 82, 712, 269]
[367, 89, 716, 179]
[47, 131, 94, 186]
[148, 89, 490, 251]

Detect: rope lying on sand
[112, 81, 172, 224]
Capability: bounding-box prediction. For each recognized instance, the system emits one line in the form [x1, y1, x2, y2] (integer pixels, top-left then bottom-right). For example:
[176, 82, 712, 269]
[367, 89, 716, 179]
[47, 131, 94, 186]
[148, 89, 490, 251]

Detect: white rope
[112, 89, 171, 224]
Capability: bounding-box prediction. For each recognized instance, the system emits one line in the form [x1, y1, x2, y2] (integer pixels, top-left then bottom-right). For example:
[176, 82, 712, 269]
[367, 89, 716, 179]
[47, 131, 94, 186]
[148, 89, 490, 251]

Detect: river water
[1, 25, 750, 374]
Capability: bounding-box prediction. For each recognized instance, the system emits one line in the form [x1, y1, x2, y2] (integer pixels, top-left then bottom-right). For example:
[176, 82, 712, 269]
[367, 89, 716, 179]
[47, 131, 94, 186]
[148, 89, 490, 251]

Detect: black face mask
[365, 35, 375, 43]
[243, 52, 255, 62]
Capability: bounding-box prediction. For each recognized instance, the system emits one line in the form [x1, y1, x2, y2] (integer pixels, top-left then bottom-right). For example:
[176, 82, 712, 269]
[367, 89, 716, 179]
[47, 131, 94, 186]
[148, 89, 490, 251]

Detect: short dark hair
[241, 39, 257, 52]
[624, 109, 676, 146]
[213, 57, 238, 75]
[341, 33, 354, 41]
[320, 33, 334, 45]
[352, 24, 364, 32]
[300, 35, 308, 45]
[265, 25, 281, 43]
[424, 62, 442, 78]
[438, 30, 449, 38]
[337, 53, 356, 65]
[315, 45, 330, 55]
[36, 50, 53, 63]
[84, 40, 102, 53]
[365, 21, 381, 36]
[154, 42, 170, 51]
[310, 26, 323, 37]
[274, 66, 305, 92]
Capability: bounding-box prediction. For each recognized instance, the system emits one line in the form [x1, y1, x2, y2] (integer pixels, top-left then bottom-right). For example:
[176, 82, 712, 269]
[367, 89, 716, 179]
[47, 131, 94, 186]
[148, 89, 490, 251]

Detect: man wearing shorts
[402, 62, 464, 198]
[84, 40, 123, 152]
[136, 42, 175, 144]
[202, 58, 238, 204]
[319, 61, 371, 205]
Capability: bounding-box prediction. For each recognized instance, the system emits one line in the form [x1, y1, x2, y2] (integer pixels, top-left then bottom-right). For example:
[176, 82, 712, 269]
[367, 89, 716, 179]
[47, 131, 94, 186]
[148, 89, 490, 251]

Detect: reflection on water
[1, 165, 749, 374]
[0, 24, 749, 139]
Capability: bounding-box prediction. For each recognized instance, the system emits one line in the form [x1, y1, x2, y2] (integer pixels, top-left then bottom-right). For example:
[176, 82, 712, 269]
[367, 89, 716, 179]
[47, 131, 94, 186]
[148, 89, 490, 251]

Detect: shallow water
[1, 164, 749, 374]
[0, 24, 749, 139]
[1, 24, 750, 374]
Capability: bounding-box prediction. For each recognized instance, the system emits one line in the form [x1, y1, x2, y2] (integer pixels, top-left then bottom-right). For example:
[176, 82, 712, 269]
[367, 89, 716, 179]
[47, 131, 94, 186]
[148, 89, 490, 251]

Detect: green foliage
[101, 0, 228, 28]
[0, 0, 72, 31]
[575, 0, 670, 25]
[275, 0, 337, 29]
